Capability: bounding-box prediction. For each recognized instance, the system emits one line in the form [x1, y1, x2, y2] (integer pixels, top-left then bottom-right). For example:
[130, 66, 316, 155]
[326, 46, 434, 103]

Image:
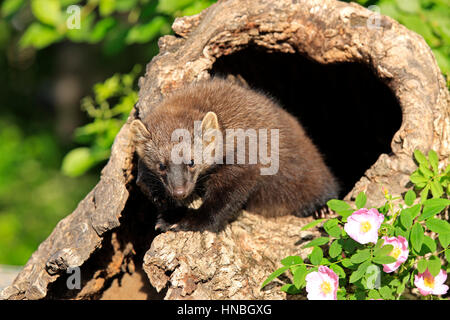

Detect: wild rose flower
[381, 236, 409, 273]
[305, 266, 338, 300]
[344, 208, 384, 244]
[414, 269, 449, 296]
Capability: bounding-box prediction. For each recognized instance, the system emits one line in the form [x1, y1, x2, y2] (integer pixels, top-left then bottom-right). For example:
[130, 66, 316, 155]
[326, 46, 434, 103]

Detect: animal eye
[158, 163, 167, 171]
[188, 159, 195, 168]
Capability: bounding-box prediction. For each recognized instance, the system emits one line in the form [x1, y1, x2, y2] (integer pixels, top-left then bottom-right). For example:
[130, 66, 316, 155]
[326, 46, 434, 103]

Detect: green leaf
[19, 23, 63, 49]
[420, 185, 430, 203]
[394, 225, 409, 239]
[280, 283, 302, 294]
[430, 181, 444, 199]
[156, 0, 195, 14]
[417, 259, 428, 273]
[281, 256, 303, 267]
[342, 238, 359, 254]
[325, 225, 342, 238]
[89, 18, 117, 43]
[410, 222, 424, 252]
[374, 244, 394, 258]
[125, 16, 167, 44]
[426, 218, 450, 235]
[31, 0, 61, 26]
[367, 290, 382, 300]
[309, 247, 323, 265]
[414, 150, 429, 167]
[327, 199, 352, 213]
[349, 260, 371, 283]
[374, 238, 385, 250]
[329, 240, 343, 258]
[116, 0, 138, 12]
[341, 258, 357, 269]
[355, 192, 367, 209]
[373, 255, 397, 265]
[292, 265, 307, 289]
[99, 0, 116, 16]
[428, 150, 439, 174]
[404, 190, 416, 206]
[351, 249, 371, 264]
[419, 164, 434, 178]
[354, 289, 366, 300]
[404, 204, 422, 219]
[300, 218, 325, 231]
[423, 198, 450, 207]
[303, 237, 330, 248]
[336, 209, 354, 220]
[400, 273, 410, 290]
[395, 0, 420, 13]
[445, 250, 450, 264]
[379, 285, 394, 300]
[410, 171, 429, 185]
[418, 202, 448, 221]
[323, 218, 339, 230]
[330, 264, 345, 279]
[61, 147, 108, 177]
[422, 236, 437, 254]
[428, 256, 441, 277]
[400, 209, 413, 228]
[439, 233, 450, 248]
[1, 0, 24, 17]
[261, 265, 289, 288]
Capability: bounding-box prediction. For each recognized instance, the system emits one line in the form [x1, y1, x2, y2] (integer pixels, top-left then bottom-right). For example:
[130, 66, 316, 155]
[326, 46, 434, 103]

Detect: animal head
[130, 111, 220, 200]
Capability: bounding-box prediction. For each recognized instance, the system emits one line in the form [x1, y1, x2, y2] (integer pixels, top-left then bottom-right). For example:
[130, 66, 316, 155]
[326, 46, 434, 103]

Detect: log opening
[211, 46, 403, 196]
[45, 181, 164, 300]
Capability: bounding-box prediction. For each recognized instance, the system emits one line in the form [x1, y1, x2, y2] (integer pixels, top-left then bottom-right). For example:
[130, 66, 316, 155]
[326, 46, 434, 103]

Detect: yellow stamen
[360, 221, 372, 233]
[320, 281, 332, 295]
[423, 274, 435, 289]
[390, 247, 402, 260]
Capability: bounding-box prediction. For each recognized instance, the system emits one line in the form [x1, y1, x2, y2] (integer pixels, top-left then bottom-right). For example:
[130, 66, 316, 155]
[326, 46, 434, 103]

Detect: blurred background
[0, 0, 448, 268]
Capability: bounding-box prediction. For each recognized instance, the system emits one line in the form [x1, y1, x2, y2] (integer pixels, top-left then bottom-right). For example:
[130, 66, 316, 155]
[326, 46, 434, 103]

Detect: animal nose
[173, 187, 187, 199]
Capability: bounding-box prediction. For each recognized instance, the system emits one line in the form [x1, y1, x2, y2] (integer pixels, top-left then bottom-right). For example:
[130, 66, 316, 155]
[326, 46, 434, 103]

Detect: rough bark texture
[2, 0, 449, 300]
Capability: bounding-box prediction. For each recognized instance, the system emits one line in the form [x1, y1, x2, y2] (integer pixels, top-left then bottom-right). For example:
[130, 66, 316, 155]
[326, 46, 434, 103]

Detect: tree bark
[2, 0, 448, 300]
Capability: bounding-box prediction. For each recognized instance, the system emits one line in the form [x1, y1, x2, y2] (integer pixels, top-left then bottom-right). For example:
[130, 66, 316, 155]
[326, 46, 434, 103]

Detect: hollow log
[2, 0, 449, 300]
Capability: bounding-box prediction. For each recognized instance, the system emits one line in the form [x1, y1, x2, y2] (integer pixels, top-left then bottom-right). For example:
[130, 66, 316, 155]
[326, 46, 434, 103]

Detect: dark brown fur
[131, 78, 339, 231]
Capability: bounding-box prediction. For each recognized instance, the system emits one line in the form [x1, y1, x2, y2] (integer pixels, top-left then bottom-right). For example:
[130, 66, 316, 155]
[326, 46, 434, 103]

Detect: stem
[436, 246, 450, 255]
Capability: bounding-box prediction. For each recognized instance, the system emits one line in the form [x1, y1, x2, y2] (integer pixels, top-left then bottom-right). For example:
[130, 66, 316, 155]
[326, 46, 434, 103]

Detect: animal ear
[130, 119, 150, 143]
[201, 111, 219, 133]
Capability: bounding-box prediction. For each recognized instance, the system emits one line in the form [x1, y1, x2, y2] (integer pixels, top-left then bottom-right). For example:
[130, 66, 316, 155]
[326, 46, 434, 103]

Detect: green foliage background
[0, 0, 448, 266]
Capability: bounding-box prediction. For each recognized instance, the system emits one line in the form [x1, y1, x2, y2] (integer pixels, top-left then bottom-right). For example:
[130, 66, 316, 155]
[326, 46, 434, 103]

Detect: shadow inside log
[211, 46, 403, 197]
[45, 170, 165, 300]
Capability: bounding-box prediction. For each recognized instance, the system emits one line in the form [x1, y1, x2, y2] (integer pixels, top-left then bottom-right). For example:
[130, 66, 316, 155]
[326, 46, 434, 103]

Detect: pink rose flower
[381, 236, 409, 273]
[305, 266, 339, 300]
[414, 269, 449, 296]
[344, 208, 384, 244]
